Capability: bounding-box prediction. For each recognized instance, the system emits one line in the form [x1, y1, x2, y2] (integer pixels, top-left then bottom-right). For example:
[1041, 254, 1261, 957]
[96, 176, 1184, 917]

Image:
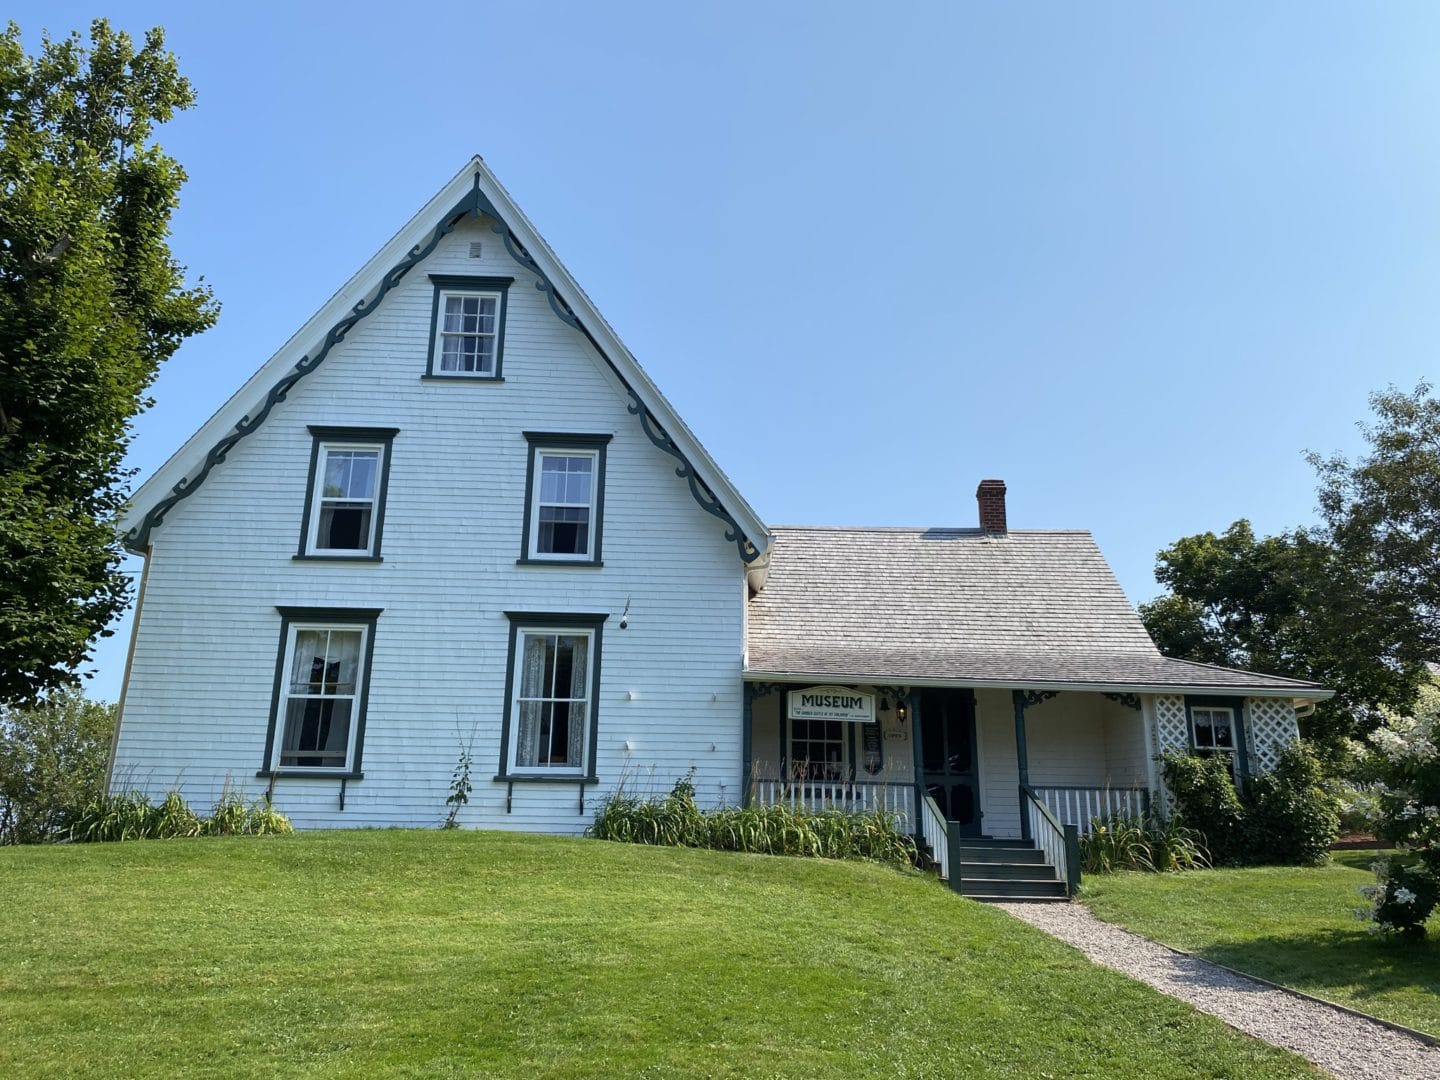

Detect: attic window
[423, 274, 513, 381]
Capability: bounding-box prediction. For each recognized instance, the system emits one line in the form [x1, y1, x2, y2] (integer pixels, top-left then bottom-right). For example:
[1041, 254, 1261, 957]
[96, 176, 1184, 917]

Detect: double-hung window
[263, 607, 380, 776]
[299, 426, 397, 560]
[520, 433, 611, 564]
[425, 275, 512, 380]
[500, 613, 607, 778]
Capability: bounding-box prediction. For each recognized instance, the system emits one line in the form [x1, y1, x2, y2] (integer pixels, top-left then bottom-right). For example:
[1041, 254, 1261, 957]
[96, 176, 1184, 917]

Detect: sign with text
[787, 686, 875, 724]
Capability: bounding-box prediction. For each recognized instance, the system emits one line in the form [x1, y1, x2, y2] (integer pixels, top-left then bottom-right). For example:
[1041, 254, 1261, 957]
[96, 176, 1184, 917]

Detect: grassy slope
[1, 831, 1319, 1079]
[1082, 852, 1440, 1036]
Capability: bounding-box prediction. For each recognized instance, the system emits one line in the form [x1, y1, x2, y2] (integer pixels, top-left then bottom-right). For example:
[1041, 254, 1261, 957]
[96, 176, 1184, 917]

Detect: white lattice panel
[1154, 695, 1189, 754]
[1246, 698, 1299, 774]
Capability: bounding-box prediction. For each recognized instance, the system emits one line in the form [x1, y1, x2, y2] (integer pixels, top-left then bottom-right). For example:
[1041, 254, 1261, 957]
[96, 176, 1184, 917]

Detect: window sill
[257, 769, 364, 780]
[493, 773, 598, 785]
[515, 558, 603, 568]
[293, 554, 384, 563]
[420, 374, 505, 383]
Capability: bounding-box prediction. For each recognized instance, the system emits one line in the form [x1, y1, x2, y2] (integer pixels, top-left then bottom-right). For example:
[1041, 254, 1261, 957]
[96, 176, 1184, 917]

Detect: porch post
[741, 682, 754, 807]
[909, 689, 925, 837]
[1012, 690, 1032, 842]
[1140, 694, 1160, 816]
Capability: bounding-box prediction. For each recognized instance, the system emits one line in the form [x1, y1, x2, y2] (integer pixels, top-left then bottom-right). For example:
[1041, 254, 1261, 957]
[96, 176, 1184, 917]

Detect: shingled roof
[745, 526, 1330, 699]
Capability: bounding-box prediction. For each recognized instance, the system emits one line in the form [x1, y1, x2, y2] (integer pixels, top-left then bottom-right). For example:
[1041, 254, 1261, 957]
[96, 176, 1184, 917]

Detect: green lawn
[0, 831, 1319, 1078]
[1082, 851, 1440, 1036]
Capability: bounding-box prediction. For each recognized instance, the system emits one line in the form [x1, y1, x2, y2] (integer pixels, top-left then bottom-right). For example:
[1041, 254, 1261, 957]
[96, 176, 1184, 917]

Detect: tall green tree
[0, 20, 216, 705]
[1140, 520, 1424, 750]
[1313, 383, 1440, 660]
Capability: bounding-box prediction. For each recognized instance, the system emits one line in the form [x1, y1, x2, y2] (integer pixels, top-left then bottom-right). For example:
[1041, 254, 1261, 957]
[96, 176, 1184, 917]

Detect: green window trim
[297, 425, 399, 560]
[491, 773, 601, 784]
[497, 611, 609, 790]
[261, 606, 383, 778]
[424, 273, 514, 380]
[519, 432, 612, 566]
[1183, 694, 1252, 778]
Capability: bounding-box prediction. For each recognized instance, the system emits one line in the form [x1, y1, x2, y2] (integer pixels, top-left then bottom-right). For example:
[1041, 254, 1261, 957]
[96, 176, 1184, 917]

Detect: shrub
[69, 790, 157, 843]
[1360, 691, 1440, 935]
[1160, 741, 1338, 866]
[0, 691, 115, 844]
[588, 775, 916, 867]
[151, 790, 202, 839]
[1331, 779, 1381, 835]
[245, 799, 294, 836]
[71, 789, 293, 842]
[1358, 858, 1439, 938]
[1245, 742, 1338, 865]
[1160, 751, 1248, 864]
[203, 790, 251, 836]
[1080, 814, 1210, 874]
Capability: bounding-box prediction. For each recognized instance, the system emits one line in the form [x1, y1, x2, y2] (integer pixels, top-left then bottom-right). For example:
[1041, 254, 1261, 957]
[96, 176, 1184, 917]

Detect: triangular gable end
[119, 157, 770, 564]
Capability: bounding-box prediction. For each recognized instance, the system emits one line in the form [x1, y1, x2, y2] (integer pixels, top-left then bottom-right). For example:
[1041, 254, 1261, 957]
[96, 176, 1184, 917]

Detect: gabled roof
[745, 526, 1331, 699]
[118, 157, 769, 562]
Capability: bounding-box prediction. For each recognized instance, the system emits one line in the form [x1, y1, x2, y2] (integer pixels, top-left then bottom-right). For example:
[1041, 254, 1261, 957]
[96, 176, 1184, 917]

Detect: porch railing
[1032, 786, 1151, 835]
[1023, 785, 1080, 897]
[919, 792, 954, 886]
[750, 778, 915, 829]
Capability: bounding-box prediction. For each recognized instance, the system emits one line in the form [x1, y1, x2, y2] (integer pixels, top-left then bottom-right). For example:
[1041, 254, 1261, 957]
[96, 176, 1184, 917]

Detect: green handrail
[1022, 785, 1081, 897]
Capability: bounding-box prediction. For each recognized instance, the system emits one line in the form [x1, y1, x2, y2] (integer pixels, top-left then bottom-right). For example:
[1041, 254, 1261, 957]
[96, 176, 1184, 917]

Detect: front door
[920, 688, 981, 836]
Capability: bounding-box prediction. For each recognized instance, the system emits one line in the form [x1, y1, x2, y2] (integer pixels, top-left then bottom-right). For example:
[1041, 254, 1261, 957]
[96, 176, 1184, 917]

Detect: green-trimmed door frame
[919, 688, 982, 837]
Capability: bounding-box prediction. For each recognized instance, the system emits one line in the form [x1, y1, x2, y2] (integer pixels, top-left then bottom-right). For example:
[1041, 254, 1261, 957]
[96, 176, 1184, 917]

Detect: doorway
[919, 688, 981, 836]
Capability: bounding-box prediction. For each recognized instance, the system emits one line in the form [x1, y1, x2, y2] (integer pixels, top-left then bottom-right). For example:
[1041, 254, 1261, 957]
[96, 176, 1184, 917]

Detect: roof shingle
[746, 527, 1328, 697]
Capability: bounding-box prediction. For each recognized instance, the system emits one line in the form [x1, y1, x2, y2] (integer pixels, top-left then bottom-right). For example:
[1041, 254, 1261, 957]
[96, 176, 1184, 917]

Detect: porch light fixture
[895, 701, 909, 723]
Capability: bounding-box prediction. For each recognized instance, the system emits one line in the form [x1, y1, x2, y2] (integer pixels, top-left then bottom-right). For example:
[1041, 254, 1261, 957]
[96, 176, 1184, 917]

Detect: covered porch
[741, 680, 1153, 840]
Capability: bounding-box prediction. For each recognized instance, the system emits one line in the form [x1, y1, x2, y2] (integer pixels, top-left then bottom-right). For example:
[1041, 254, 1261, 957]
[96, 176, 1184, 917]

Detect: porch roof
[745, 526, 1331, 700]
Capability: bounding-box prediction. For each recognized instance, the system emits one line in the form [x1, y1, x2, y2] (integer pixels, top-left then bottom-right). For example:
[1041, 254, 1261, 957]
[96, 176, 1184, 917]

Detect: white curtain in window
[516, 634, 548, 766]
[289, 629, 360, 694]
[564, 634, 587, 766]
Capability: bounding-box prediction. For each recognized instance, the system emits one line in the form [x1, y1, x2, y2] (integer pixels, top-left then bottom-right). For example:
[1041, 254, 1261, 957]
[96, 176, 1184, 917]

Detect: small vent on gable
[468, 242, 484, 258]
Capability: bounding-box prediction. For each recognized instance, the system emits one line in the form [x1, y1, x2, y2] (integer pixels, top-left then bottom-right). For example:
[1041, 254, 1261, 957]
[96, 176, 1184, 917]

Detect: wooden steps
[954, 838, 1068, 903]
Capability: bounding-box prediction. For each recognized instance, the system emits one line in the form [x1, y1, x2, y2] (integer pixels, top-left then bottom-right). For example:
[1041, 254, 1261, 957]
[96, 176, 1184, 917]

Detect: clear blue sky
[15, 3, 1440, 702]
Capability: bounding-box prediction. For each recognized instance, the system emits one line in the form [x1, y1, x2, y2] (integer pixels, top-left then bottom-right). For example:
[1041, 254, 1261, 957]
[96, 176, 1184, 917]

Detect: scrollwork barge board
[124, 172, 761, 564]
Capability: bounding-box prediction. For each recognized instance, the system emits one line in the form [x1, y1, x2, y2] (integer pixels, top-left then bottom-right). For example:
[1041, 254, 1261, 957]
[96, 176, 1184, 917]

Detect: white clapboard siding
[974, 688, 1021, 839]
[112, 216, 746, 833]
[1025, 694, 1111, 787]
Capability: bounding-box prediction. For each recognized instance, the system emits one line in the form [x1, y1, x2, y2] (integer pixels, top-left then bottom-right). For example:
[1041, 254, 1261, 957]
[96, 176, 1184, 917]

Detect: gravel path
[995, 901, 1440, 1080]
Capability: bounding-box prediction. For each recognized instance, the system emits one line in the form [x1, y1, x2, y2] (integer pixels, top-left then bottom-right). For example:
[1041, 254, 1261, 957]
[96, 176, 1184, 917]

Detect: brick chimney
[976, 479, 1007, 534]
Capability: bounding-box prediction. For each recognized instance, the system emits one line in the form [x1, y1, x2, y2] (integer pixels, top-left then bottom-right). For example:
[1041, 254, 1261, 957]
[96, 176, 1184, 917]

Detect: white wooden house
[109, 158, 1329, 896]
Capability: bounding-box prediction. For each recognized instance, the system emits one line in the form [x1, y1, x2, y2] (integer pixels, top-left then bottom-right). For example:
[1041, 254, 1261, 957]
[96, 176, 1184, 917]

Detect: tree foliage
[1140, 520, 1425, 747]
[1313, 383, 1440, 660]
[0, 20, 216, 705]
[0, 688, 115, 843]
